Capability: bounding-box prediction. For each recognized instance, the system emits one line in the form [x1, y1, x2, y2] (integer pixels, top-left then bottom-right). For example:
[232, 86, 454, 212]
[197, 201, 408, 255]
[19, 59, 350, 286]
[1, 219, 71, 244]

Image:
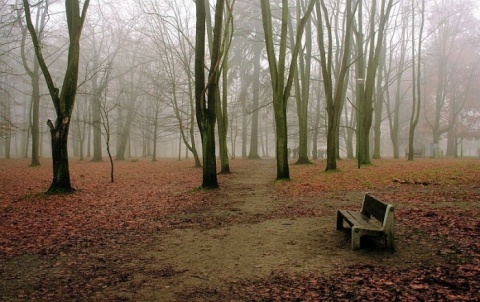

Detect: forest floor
[0, 157, 479, 301]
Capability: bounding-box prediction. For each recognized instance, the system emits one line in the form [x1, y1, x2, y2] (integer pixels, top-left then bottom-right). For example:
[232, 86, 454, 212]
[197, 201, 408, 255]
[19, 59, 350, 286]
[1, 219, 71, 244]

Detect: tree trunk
[325, 105, 340, 170]
[30, 74, 41, 166]
[372, 42, 386, 159]
[116, 109, 135, 160]
[241, 88, 248, 159]
[248, 44, 262, 160]
[218, 4, 234, 172]
[4, 132, 11, 159]
[91, 87, 103, 161]
[345, 101, 355, 159]
[217, 67, 230, 173]
[2, 98, 12, 159]
[311, 81, 322, 160]
[189, 95, 202, 167]
[47, 117, 73, 193]
[152, 112, 159, 162]
[273, 102, 290, 179]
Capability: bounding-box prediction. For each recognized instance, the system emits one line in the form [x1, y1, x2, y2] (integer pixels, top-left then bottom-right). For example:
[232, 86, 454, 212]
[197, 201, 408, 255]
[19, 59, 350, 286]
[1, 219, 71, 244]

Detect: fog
[1, 0, 480, 163]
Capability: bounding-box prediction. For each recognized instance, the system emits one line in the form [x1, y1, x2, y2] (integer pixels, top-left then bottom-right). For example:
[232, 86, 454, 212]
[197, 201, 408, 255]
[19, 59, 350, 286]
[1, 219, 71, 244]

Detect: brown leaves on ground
[213, 264, 479, 302]
[0, 159, 212, 256]
[1, 157, 479, 301]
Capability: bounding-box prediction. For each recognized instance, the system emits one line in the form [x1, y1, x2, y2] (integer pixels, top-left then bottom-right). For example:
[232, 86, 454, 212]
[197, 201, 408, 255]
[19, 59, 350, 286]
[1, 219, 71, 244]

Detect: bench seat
[337, 210, 383, 231]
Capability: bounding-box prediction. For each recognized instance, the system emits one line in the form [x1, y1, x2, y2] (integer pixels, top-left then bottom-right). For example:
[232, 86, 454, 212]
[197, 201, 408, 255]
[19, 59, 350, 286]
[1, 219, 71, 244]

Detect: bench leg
[351, 227, 361, 250]
[336, 211, 344, 230]
[385, 232, 395, 250]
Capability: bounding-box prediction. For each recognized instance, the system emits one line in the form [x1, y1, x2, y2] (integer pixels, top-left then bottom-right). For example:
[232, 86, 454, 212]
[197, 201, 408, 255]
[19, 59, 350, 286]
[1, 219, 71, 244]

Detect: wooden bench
[336, 193, 395, 250]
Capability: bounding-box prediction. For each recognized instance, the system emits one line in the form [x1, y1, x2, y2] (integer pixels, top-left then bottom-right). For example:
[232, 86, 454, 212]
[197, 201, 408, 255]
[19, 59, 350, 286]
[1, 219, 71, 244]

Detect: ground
[0, 157, 479, 301]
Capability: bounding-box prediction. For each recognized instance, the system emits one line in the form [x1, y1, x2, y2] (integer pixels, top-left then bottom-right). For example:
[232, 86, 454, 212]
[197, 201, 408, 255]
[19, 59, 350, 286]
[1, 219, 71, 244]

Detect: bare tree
[260, 0, 315, 180]
[316, 0, 354, 171]
[18, 0, 48, 166]
[139, 0, 202, 166]
[356, 0, 394, 166]
[423, 0, 478, 157]
[195, 0, 227, 188]
[22, 0, 90, 193]
[385, 3, 410, 159]
[407, 0, 424, 161]
[291, 0, 313, 165]
[216, 0, 235, 173]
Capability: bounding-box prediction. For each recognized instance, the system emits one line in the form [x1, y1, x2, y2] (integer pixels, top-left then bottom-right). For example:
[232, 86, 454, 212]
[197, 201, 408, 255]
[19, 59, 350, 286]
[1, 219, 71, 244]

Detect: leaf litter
[0, 157, 479, 301]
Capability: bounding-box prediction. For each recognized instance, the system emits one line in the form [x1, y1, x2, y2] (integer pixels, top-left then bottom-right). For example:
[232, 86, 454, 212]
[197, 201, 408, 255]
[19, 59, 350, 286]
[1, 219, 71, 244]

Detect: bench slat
[362, 194, 388, 222]
[338, 210, 383, 231]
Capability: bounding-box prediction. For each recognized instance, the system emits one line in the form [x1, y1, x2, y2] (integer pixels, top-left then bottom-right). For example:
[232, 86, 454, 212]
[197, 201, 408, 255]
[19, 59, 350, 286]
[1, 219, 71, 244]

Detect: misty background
[1, 0, 479, 163]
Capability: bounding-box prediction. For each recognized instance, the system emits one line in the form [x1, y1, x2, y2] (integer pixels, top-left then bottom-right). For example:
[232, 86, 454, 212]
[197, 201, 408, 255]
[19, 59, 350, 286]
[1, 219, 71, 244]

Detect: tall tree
[291, 0, 313, 165]
[372, 37, 386, 159]
[260, 0, 315, 180]
[85, 20, 123, 162]
[18, 0, 48, 166]
[407, 0, 424, 161]
[142, 0, 202, 166]
[385, 4, 410, 159]
[316, 0, 354, 171]
[115, 67, 143, 161]
[423, 0, 478, 157]
[356, 0, 394, 166]
[0, 86, 12, 158]
[216, 0, 235, 173]
[195, 0, 227, 188]
[22, 0, 90, 193]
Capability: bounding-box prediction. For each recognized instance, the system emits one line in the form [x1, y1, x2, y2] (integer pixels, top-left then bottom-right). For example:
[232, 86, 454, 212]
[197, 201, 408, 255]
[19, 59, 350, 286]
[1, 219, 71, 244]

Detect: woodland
[0, 0, 480, 188]
[1, 0, 480, 300]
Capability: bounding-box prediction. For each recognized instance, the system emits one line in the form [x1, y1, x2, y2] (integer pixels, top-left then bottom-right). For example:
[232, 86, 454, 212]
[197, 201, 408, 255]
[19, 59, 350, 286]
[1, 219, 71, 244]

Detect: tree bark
[46, 117, 72, 192]
[116, 101, 136, 161]
[30, 74, 41, 165]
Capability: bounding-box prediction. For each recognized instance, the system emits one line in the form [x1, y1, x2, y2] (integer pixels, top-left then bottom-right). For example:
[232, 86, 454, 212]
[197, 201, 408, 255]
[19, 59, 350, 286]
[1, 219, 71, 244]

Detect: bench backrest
[361, 193, 395, 231]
